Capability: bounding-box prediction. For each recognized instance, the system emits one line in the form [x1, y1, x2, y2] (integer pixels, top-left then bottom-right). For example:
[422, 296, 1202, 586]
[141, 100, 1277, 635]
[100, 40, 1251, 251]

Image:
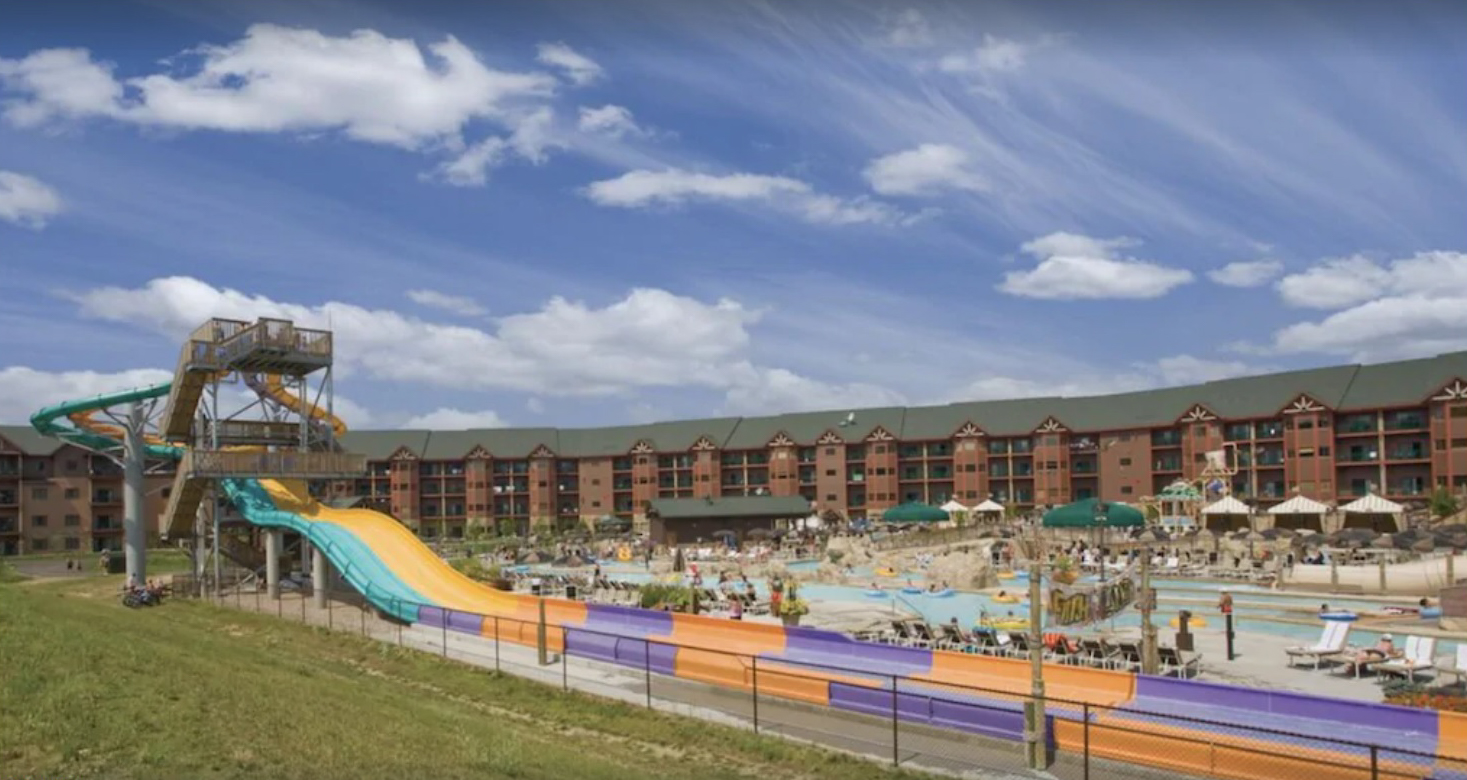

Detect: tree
[1430, 487, 1460, 520]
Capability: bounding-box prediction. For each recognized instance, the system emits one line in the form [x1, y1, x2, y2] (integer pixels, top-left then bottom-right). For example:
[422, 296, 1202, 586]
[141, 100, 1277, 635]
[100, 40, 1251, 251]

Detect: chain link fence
[171, 576, 1463, 780]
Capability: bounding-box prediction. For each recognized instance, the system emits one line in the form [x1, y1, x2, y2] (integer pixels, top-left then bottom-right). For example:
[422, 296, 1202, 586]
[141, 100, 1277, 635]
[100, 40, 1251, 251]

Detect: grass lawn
[0, 574, 920, 780]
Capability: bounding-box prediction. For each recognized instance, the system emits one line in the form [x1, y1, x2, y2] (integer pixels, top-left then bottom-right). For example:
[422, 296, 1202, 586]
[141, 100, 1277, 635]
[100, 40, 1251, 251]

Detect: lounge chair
[908, 622, 937, 649]
[1436, 645, 1467, 687]
[1111, 641, 1142, 673]
[1285, 622, 1350, 669]
[1079, 638, 1119, 669]
[1375, 636, 1438, 682]
[1159, 645, 1202, 678]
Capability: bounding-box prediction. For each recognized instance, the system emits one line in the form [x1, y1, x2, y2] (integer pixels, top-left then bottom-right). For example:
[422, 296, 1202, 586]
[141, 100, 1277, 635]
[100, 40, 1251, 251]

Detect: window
[1319, 446, 1331, 457]
[31, 538, 48, 551]
[1120, 486, 1133, 495]
[1453, 406, 1467, 418]
[31, 487, 47, 501]
[591, 478, 601, 486]
[825, 493, 837, 501]
[1298, 448, 1315, 458]
[824, 447, 835, 456]
[64, 537, 80, 550]
[591, 500, 601, 508]
[825, 469, 836, 476]
[1454, 439, 1467, 449]
[64, 514, 79, 526]
[32, 515, 47, 527]
[64, 488, 80, 500]
[1119, 457, 1132, 467]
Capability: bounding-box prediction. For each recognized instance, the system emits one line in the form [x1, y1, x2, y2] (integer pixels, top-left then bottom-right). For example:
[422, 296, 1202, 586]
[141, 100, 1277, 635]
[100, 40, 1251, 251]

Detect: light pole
[1094, 501, 1108, 620]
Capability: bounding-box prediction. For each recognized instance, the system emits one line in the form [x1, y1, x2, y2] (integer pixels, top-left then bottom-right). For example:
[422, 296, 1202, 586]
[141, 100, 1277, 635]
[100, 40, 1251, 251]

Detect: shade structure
[880, 502, 950, 523]
[1339, 493, 1404, 533]
[1268, 494, 1330, 532]
[940, 499, 968, 513]
[1159, 481, 1203, 501]
[594, 514, 631, 532]
[1202, 496, 1251, 515]
[1042, 498, 1145, 528]
[1340, 494, 1405, 514]
[972, 498, 1004, 513]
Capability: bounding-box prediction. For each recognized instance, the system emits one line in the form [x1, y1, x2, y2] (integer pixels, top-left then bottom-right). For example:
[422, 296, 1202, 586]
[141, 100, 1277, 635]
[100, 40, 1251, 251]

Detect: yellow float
[991, 594, 1021, 604]
[615, 546, 632, 562]
[875, 566, 898, 577]
[997, 571, 1017, 580]
[1170, 615, 1207, 629]
[980, 617, 1028, 631]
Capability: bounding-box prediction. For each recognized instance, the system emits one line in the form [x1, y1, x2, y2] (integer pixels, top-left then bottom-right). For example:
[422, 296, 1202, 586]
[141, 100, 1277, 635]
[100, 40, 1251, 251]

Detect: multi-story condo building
[5, 350, 1467, 553]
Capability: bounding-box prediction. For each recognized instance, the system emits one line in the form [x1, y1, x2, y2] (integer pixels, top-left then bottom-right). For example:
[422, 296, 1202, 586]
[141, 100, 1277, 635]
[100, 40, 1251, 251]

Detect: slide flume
[34, 381, 1463, 780]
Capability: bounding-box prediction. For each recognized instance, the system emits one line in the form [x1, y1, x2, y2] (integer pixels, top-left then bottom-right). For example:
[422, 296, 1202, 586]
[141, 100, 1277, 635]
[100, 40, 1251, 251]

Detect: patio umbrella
[882, 502, 950, 523]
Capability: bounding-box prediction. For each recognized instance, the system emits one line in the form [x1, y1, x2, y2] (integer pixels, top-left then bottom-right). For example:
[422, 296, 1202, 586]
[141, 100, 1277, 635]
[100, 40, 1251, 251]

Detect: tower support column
[312, 545, 328, 608]
[122, 401, 148, 587]
[265, 529, 281, 599]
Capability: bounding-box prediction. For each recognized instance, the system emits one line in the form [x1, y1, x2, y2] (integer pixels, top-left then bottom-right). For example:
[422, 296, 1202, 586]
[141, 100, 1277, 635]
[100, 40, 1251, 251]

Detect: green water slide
[29, 382, 182, 461]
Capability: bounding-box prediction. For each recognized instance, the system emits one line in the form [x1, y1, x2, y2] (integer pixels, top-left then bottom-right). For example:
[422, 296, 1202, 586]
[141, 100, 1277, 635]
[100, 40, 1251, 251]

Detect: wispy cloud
[406, 289, 487, 317]
[0, 170, 63, 229]
[582, 168, 919, 226]
[998, 232, 1195, 300]
[536, 42, 604, 86]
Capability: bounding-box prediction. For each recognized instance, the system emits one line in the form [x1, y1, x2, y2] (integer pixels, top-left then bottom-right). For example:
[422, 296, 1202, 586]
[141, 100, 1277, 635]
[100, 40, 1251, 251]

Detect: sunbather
[1343, 633, 1398, 675]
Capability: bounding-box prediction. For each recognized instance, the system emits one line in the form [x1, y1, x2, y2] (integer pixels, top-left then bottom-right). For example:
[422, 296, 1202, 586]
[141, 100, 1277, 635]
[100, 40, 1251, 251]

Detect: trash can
[565, 584, 578, 601]
[530, 581, 543, 597]
[1175, 609, 1194, 652]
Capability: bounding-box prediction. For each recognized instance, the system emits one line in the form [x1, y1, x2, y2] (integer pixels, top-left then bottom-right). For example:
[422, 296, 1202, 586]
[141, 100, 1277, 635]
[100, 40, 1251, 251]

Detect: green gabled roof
[0, 425, 68, 455]
[648, 495, 811, 520]
[724, 406, 908, 449]
[556, 418, 742, 458]
[1188, 364, 1360, 418]
[468, 427, 560, 459]
[338, 430, 430, 460]
[1339, 352, 1467, 410]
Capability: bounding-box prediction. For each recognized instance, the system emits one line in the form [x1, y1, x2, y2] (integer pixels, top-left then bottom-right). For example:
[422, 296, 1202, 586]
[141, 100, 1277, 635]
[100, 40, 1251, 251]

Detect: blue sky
[1, 0, 1466, 429]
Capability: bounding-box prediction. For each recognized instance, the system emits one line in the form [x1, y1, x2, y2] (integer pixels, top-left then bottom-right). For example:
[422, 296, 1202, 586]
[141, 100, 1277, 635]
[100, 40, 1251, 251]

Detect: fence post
[1370, 745, 1378, 779]
[494, 616, 500, 672]
[441, 609, 449, 657]
[891, 674, 900, 768]
[1083, 702, 1090, 780]
[562, 627, 569, 691]
[644, 641, 652, 709]
[751, 656, 759, 733]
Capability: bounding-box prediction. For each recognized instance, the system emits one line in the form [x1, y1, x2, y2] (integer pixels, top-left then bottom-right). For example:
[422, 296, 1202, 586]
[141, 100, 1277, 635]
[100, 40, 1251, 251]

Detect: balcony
[1384, 413, 1427, 431]
[1223, 424, 1252, 442]
[1336, 415, 1377, 435]
[92, 491, 121, 504]
[1340, 450, 1379, 463]
[1387, 449, 1428, 462]
[1153, 459, 1182, 472]
[0, 518, 17, 534]
[1072, 461, 1097, 474]
[1151, 431, 1182, 447]
[0, 492, 15, 506]
[1255, 422, 1284, 439]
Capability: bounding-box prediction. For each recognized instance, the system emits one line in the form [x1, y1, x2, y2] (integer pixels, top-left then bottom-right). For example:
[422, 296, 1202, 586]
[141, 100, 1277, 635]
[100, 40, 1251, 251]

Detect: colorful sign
[1046, 563, 1138, 626]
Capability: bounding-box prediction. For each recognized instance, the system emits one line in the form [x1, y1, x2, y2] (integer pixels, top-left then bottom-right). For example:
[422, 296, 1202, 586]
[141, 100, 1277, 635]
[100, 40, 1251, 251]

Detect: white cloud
[1263, 251, 1467, 360]
[0, 170, 63, 229]
[1274, 254, 1395, 309]
[583, 168, 912, 226]
[721, 367, 907, 415]
[863, 143, 986, 196]
[0, 366, 172, 424]
[938, 34, 1033, 75]
[64, 276, 766, 397]
[577, 104, 649, 139]
[433, 136, 508, 187]
[525, 397, 545, 414]
[1207, 259, 1284, 288]
[997, 231, 1195, 300]
[942, 353, 1264, 403]
[0, 26, 555, 147]
[535, 42, 603, 87]
[882, 9, 933, 48]
[402, 408, 508, 429]
[406, 289, 487, 317]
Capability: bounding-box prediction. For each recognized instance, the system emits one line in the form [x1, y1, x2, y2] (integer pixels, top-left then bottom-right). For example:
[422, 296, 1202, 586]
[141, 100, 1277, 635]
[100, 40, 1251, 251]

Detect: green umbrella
[880, 502, 950, 523]
[1042, 498, 1145, 528]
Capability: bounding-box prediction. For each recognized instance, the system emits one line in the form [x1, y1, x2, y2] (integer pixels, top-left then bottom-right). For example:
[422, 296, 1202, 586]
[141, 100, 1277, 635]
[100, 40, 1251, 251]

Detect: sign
[1046, 563, 1138, 626]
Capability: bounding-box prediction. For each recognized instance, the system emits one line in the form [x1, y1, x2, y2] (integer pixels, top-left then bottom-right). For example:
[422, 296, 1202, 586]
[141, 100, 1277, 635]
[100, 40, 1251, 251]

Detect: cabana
[940, 499, 969, 525]
[1267, 494, 1331, 533]
[1338, 493, 1405, 533]
[971, 498, 1005, 522]
[1201, 494, 1253, 533]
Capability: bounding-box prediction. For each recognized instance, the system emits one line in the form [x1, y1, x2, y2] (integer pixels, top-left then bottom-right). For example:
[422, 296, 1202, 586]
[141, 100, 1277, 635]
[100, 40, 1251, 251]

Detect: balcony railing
[1340, 452, 1379, 463]
[1384, 415, 1427, 431]
[178, 449, 366, 479]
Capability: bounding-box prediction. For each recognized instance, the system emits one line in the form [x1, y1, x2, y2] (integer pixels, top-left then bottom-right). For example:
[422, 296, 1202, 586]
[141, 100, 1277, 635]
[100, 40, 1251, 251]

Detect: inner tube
[982, 619, 1028, 631]
[1320, 611, 1358, 622]
[997, 572, 1017, 580]
[900, 586, 924, 595]
[927, 588, 955, 598]
[875, 567, 898, 577]
[991, 594, 1021, 604]
[1421, 607, 1443, 619]
[1170, 615, 1207, 629]
[864, 589, 888, 598]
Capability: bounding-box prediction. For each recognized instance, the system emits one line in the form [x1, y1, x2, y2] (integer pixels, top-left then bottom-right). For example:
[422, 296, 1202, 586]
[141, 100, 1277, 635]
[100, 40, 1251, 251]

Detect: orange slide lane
[258, 479, 587, 652]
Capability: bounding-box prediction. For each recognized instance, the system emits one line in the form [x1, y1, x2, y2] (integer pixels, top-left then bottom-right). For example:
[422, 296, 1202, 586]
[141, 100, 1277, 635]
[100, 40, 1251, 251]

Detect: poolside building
[5, 349, 1467, 552]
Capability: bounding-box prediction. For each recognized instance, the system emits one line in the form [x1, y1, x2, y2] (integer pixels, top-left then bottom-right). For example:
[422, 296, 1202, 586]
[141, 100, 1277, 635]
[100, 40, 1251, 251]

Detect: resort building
[5, 350, 1467, 552]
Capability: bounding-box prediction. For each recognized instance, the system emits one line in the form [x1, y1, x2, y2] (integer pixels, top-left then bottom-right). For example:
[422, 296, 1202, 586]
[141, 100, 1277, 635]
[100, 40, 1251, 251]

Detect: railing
[186, 580, 1467, 780]
[872, 525, 994, 551]
[179, 449, 367, 478]
[207, 420, 311, 444]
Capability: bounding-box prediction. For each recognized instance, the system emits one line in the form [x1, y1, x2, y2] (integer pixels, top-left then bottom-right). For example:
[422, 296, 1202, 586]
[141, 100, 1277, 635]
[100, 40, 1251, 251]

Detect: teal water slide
[29, 383, 429, 621]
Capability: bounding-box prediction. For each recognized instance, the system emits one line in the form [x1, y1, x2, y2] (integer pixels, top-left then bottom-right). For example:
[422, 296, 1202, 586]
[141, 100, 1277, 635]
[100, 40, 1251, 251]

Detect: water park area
[12, 315, 1467, 780]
